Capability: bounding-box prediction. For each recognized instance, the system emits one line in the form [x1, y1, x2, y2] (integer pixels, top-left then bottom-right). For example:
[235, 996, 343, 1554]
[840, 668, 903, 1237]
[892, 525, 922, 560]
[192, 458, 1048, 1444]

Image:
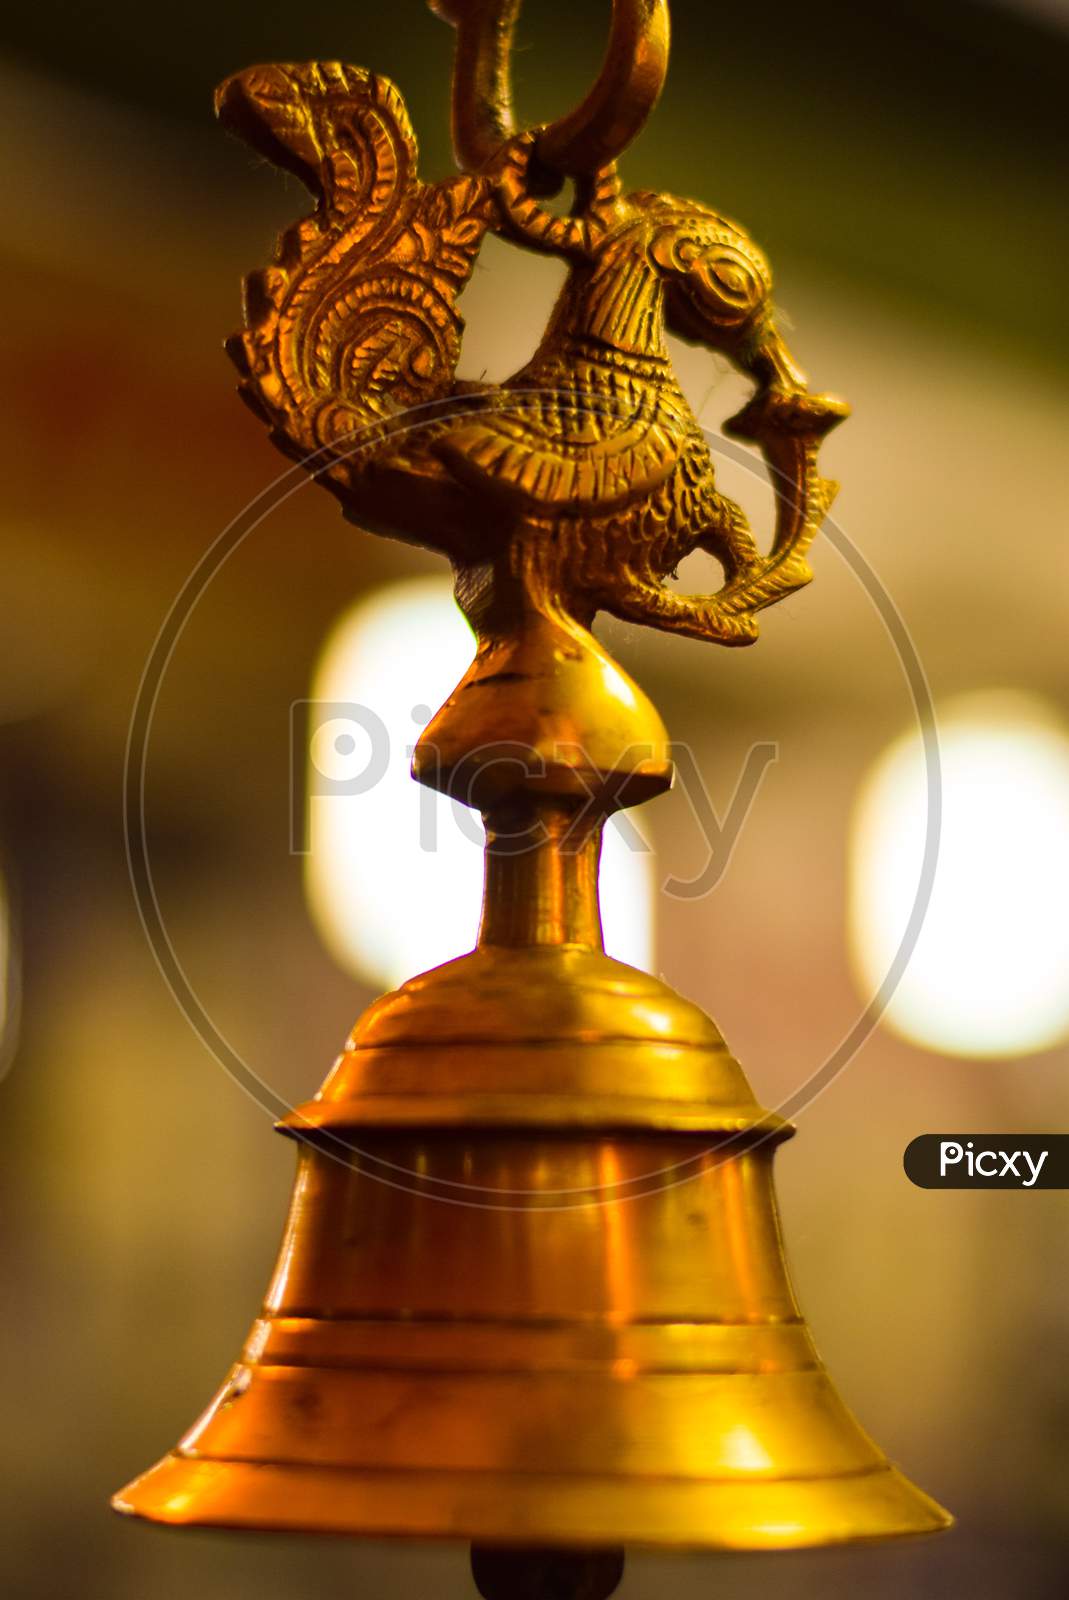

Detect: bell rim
[112, 1454, 953, 1549]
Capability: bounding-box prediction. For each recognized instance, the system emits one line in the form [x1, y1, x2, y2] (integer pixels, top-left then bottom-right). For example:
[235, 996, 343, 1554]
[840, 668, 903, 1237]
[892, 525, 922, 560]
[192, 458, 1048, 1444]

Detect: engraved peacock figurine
[216, 41, 846, 646]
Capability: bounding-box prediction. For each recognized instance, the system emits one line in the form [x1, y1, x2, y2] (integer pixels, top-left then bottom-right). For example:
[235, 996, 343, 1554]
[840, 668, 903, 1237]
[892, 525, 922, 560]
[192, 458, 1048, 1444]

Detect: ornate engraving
[217, 33, 846, 646]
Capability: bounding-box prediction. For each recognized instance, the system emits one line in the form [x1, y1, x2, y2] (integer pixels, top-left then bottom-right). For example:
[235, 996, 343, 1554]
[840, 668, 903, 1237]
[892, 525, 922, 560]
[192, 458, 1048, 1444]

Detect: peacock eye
[712, 261, 747, 293]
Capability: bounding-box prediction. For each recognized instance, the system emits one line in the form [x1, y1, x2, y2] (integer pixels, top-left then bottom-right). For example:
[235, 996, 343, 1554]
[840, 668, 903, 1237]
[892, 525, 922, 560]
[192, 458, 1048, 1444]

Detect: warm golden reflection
[598, 1145, 635, 1330]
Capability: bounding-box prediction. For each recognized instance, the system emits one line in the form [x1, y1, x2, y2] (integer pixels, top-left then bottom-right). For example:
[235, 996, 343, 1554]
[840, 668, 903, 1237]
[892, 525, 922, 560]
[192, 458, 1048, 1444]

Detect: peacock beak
[745, 319, 810, 395]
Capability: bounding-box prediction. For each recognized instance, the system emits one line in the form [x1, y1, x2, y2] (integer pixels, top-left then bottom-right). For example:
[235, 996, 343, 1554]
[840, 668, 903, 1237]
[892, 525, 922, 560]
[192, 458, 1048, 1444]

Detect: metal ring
[430, 0, 670, 177]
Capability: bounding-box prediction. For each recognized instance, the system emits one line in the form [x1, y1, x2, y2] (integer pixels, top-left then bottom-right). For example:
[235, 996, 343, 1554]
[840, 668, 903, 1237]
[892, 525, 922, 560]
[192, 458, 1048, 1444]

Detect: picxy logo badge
[904, 1135, 1066, 1190]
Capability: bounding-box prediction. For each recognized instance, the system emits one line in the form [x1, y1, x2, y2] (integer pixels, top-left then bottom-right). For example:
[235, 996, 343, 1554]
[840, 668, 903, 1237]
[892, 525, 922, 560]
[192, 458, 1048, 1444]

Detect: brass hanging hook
[429, 0, 670, 178]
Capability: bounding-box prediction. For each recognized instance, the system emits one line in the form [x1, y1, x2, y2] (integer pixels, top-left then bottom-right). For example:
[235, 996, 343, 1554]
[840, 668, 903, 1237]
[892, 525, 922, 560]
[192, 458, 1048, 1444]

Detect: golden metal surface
[115, 1135, 949, 1546]
[113, 0, 950, 1565]
[115, 818, 950, 1549]
[215, 0, 846, 651]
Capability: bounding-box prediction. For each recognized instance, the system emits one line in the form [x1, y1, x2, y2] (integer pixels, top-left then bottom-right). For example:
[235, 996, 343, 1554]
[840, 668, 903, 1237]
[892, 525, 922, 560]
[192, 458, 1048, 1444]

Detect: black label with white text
[904, 1135, 1067, 1190]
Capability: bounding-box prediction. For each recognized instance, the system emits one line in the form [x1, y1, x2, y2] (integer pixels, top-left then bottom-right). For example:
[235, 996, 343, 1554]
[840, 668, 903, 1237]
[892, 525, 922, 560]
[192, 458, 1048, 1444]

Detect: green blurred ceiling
[4, 0, 1067, 366]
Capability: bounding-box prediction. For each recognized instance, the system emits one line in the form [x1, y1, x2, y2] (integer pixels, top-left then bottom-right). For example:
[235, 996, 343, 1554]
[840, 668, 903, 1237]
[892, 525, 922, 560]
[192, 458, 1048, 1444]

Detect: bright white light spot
[305, 576, 655, 992]
[720, 1423, 775, 1473]
[849, 690, 1069, 1058]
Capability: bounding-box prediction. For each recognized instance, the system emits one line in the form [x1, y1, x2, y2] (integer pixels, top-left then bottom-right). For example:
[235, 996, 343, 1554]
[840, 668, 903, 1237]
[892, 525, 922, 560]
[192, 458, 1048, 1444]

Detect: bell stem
[478, 799, 604, 951]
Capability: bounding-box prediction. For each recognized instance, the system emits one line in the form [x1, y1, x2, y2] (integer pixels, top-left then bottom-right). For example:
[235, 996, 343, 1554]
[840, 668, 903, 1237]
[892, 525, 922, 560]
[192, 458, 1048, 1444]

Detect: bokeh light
[304, 576, 654, 991]
[850, 690, 1069, 1058]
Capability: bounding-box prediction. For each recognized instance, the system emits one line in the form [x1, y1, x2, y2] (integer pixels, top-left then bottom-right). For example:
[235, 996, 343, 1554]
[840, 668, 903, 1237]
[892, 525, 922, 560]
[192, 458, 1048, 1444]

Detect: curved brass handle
[429, 0, 670, 177]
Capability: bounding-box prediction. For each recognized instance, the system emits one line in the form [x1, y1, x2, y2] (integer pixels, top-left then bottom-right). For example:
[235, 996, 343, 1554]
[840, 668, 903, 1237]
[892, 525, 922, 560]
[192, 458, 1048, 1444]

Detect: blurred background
[1, 1, 1067, 1595]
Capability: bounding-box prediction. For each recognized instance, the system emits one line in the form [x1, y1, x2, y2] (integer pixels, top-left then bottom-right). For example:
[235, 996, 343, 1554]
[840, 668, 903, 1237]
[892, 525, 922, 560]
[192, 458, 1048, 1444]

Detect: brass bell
[114, 613, 950, 1554]
[114, 0, 951, 1580]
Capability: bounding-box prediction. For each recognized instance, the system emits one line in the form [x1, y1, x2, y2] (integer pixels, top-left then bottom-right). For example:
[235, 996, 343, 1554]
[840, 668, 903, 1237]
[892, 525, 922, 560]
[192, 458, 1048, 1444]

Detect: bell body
[114, 940, 950, 1548]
